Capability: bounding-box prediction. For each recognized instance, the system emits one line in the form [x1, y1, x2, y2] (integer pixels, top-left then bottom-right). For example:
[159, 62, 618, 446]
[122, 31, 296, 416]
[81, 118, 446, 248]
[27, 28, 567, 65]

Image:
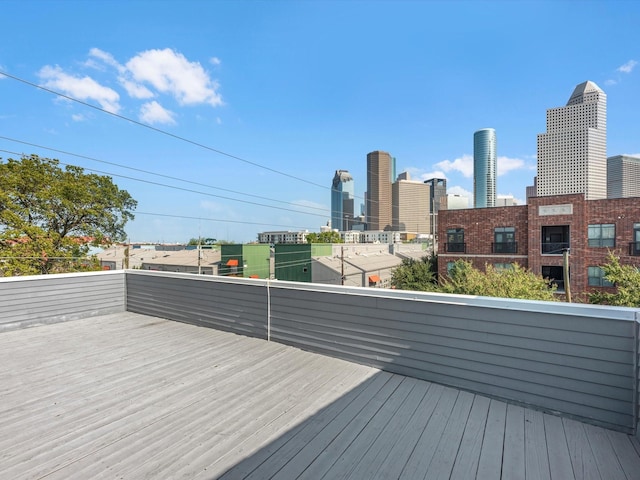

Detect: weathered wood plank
[371, 383, 446, 479]
[524, 408, 551, 480]
[424, 390, 475, 478]
[342, 380, 432, 480]
[563, 418, 601, 480]
[502, 404, 526, 480]
[582, 423, 626, 480]
[270, 374, 404, 479]
[450, 394, 491, 480]
[544, 414, 575, 480]
[605, 429, 640, 480]
[300, 376, 419, 479]
[397, 387, 460, 479]
[476, 399, 507, 479]
[1, 311, 639, 480]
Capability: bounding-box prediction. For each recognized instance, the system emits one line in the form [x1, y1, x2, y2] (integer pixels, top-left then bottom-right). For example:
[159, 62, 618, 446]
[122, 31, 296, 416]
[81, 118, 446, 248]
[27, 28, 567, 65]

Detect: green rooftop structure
[220, 244, 270, 279]
[274, 243, 332, 282]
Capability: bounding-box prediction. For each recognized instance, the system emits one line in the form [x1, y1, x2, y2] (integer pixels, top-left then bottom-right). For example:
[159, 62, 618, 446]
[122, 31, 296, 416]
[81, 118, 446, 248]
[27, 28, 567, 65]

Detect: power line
[0, 136, 331, 215]
[0, 69, 328, 190]
[135, 211, 314, 230]
[0, 70, 436, 228]
[0, 148, 330, 221]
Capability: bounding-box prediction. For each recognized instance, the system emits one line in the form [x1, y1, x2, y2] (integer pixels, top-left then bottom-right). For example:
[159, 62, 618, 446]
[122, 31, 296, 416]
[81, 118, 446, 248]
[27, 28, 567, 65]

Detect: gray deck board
[503, 404, 526, 480]
[544, 413, 576, 480]
[0, 312, 638, 480]
[524, 408, 551, 480]
[476, 399, 508, 479]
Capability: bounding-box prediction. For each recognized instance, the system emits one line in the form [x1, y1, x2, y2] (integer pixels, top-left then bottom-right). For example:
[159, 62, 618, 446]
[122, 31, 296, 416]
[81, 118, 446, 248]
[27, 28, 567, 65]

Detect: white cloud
[71, 113, 86, 122]
[139, 101, 176, 125]
[210, 57, 221, 66]
[497, 156, 525, 176]
[617, 60, 638, 74]
[38, 65, 121, 113]
[120, 78, 155, 99]
[605, 79, 617, 86]
[435, 154, 474, 178]
[126, 48, 223, 106]
[88, 48, 123, 71]
[432, 154, 526, 178]
[402, 167, 448, 182]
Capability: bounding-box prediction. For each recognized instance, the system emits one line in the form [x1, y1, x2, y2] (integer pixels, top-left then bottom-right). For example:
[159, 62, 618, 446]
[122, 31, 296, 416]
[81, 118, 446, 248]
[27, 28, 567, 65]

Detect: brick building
[438, 193, 640, 299]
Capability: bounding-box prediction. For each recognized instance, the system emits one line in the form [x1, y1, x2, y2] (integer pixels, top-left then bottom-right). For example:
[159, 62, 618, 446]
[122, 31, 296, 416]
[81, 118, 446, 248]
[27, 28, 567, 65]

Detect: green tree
[391, 256, 438, 291]
[0, 155, 137, 275]
[589, 252, 640, 307]
[440, 260, 557, 301]
[306, 231, 343, 243]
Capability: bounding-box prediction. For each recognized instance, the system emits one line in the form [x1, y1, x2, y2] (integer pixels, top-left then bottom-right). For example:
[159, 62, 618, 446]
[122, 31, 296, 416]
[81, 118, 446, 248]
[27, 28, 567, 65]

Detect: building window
[446, 228, 465, 253]
[493, 227, 516, 253]
[446, 261, 456, 274]
[588, 266, 614, 287]
[588, 224, 615, 248]
[494, 263, 514, 271]
[630, 223, 640, 256]
[541, 226, 570, 254]
[542, 265, 565, 292]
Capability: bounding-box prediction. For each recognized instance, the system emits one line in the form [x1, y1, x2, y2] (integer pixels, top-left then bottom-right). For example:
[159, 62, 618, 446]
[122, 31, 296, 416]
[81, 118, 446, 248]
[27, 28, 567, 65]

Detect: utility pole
[197, 236, 202, 275]
[341, 245, 345, 285]
[563, 248, 571, 302]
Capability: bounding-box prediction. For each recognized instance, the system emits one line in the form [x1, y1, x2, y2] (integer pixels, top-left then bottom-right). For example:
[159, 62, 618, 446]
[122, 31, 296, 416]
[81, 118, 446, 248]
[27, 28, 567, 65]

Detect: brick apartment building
[438, 193, 640, 299]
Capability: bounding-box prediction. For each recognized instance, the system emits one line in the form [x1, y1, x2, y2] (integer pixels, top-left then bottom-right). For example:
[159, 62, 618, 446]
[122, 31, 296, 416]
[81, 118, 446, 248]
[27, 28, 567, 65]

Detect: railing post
[634, 313, 639, 437]
[267, 278, 271, 342]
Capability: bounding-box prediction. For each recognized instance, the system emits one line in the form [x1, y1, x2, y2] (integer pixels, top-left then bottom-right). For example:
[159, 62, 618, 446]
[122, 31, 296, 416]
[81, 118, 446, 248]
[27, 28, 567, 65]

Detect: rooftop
[1, 270, 639, 478]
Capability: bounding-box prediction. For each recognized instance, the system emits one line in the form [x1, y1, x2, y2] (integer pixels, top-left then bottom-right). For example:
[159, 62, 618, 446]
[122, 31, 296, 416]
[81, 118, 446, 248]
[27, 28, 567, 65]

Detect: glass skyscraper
[331, 170, 354, 231]
[473, 128, 497, 208]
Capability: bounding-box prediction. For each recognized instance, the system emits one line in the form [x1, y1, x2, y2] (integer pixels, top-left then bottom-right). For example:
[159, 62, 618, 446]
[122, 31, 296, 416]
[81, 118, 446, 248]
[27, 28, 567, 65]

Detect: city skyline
[1, 1, 639, 243]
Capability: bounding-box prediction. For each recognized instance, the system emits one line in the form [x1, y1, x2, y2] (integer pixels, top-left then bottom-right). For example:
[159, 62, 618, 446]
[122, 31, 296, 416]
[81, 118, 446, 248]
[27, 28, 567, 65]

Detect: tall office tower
[424, 177, 447, 240]
[473, 128, 497, 208]
[526, 176, 538, 203]
[392, 173, 431, 233]
[331, 170, 355, 231]
[366, 150, 395, 231]
[607, 155, 640, 198]
[537, 80, 607, 200]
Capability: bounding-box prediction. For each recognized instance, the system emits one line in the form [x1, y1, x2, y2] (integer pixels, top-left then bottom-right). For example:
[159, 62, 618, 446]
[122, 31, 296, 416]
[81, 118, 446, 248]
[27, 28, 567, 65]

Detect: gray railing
[2, 269, 639, 435]
[0, 270, 125, 332]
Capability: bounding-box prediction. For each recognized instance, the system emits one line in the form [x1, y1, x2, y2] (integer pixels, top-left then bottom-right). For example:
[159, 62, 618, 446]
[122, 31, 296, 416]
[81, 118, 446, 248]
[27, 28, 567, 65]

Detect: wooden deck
[1, 313, 639, 479]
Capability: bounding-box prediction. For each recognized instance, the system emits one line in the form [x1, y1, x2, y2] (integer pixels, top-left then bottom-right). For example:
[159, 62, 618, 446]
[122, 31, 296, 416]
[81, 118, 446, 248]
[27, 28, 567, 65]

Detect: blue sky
[1, 0, 639, 243]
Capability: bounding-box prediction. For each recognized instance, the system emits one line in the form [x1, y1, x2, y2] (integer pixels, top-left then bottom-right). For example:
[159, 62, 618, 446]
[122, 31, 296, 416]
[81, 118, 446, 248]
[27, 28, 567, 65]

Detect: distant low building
[258, 230, 308, 244]
[496, 196, 517, 207]
[445, 194, 470, 210]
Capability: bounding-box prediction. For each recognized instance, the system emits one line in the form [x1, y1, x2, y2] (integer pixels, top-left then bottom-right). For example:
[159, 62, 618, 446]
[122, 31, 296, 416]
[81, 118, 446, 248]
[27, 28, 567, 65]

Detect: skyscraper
[607, 155, 640, 198]
[473, 128, 497, 208]
[331, 170, 355, 231]
[392, 172, 431, 234]
[537, 81, 607, 200]
[366, 150, 395, 231]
